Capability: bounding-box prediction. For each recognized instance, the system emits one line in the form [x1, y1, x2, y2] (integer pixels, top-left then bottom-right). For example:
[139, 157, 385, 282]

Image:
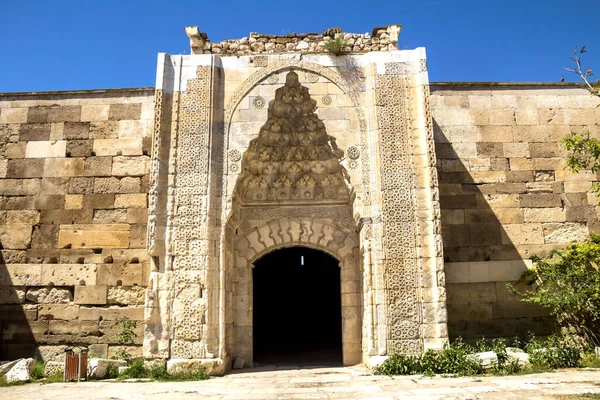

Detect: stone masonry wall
[185, 25, 401, 56]
[0, 88, 154, 360]
[431, 83, 600, 341]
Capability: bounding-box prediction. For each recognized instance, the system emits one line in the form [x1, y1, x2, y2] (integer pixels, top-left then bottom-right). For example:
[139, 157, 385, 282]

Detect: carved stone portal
[145, 48, 449, 374]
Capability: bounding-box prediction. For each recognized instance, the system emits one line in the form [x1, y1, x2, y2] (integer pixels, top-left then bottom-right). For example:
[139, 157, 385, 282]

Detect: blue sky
[1, 0, 599, 92]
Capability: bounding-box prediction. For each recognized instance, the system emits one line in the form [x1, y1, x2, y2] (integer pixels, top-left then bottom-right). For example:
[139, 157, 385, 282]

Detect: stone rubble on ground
[44, 360, 64, 377]
[4, 358, 34, 383]
[87, 358, 127, 379]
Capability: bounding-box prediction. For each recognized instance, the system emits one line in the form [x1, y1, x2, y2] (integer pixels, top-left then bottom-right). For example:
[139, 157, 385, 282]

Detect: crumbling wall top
[184, 25, 402, 56]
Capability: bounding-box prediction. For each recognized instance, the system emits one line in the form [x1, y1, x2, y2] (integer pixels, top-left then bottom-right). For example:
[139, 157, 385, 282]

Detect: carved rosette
[235, 70, 351, 204]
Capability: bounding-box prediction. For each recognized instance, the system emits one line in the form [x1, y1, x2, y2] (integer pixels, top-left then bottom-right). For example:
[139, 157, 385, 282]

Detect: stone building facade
[0, 25, 599, 372]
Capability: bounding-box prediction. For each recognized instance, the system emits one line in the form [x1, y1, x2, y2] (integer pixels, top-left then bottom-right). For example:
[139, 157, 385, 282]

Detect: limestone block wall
[186, 25, 401, 56]
[0, 89, 154, 360]
[431, 83, 600, 341]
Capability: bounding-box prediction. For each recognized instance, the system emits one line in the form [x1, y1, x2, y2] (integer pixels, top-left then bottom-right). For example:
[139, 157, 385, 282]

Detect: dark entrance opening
[253, 247, 342, 366]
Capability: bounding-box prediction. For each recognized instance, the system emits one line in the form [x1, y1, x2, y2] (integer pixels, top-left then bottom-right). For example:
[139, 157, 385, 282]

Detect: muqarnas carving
[235, 70, 352, 204]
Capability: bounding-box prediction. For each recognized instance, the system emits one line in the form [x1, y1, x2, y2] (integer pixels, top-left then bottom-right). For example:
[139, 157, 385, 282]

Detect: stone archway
[232, 217, 360, 367]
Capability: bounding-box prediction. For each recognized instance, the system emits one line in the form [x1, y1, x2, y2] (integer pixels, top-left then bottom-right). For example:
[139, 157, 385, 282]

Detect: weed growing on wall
[323, 37, 349, 56]
[111, 317, 137, 361]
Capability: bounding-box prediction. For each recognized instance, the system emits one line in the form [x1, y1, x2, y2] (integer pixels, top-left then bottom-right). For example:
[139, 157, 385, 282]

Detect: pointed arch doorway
[252, 246, 343, 366]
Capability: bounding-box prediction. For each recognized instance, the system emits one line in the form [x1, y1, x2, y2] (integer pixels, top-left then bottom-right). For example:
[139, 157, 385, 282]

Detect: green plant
[115, 359, 209, 382]
[0, 375, 27, 387]
[113, 317, 137, 344]
[508, 234, 600, 347]
[107, 364, 120, 379]
[111, 317, 138, 361]
[375, 338, 483, 376]
[475, 336, 492, 352]
[323, 37, 349, 56]
[581, 352, 600, 368]
[166, 367, 210, 382]
[562, 46, 600, 196]
[31, 361, 45, 380]
[526, 335, 582, 369]
[118, 359, 146, 379]
[42, 370, 64, 384]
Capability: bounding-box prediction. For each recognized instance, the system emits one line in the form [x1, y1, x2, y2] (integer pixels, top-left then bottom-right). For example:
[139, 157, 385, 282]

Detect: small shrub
[323, 37, 349, 56]
[43, 370, 64, 384]
[31, 361, 45, 380]
[0, 375, 27, 387]
[166, 367, 210, 382]
[527, 335, 581, 369]
[375, 338, 483, 376]
[107, 364, 120, 379]
[118, 359, 146, 379]
[147, 363, 170, 380]
[115, 359, 209, 382]
[581, 352, 600, 368]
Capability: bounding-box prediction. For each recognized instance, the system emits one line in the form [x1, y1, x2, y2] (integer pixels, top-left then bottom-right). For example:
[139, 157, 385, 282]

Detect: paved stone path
[3, 365, 600, 399]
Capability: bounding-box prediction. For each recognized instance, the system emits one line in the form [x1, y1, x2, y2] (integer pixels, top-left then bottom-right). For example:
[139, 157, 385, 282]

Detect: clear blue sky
[1, 0, 599, 92]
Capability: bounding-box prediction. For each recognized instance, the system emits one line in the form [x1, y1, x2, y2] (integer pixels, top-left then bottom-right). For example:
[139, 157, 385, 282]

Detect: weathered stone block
[40, 264, 98, 286]
[90, 121, 117, 139]
[112, 156, 149, 176]
[83, 194, 115, 209]
[108, 104, 142, 121]
[0, 225, 33, 249]
[167, 358, 224, 376]
[58, 224, 130, 249]
[19, 123, 51, 141]
[65, 194, 84, 210]
[63, 122, 89, 139]
[566, 205, 596, 222]
[83, 157, 112, 176]
[114, 194, 147, 208]
[34, 195, 65, 210]
[0, 108, 28, 123]
[80, 305, 143, 321]
[66, 140, 93, 157]
[542, 222, 588, 244]
[107, 286, 145, 305]
[31, 224, 59, 249]
[127, 208, 147, 223]
[519, 194, 562, 208]
[0, 179, 41, 196]
[69, 177, 94, 194]
[87, 358, 127, 379]
[523, 208, 565, 223]
[26, 287, 73, 304]
[25, 140, 67, 158]
[93, 177, 121, 193]
[7, 158, 45, 178]
[93, 138, 144, 156]
[44, 158, 84, 177]
[44, 361, 64, 377]
[74, 286, 107, 305]
[81, 105, 110, 122]
[5, 358, 34, 383]
[502, 223, 544, 245]
[38, 304, 79, 320]
[40, 177, 70, 195]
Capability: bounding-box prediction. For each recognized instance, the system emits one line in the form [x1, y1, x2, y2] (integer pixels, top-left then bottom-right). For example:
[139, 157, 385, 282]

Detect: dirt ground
[2, 365, 600, 399]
